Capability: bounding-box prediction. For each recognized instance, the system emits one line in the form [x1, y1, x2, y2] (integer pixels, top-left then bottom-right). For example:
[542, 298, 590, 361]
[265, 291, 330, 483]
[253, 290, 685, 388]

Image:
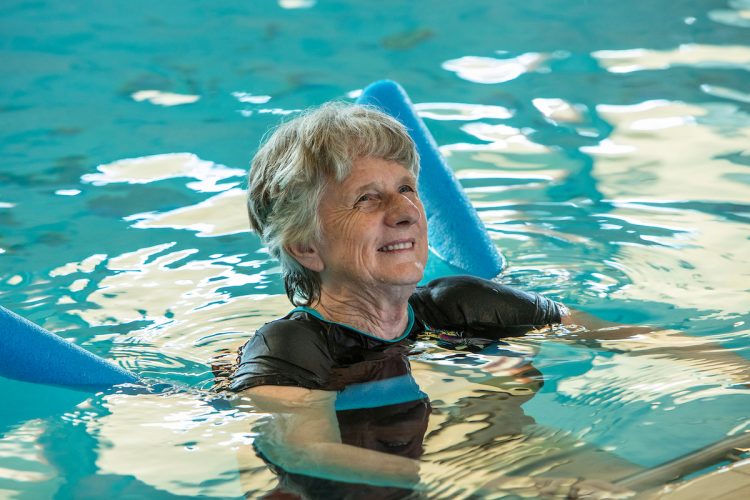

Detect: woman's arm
[236, 385, 421, 488]
[409, 275, 565, 336]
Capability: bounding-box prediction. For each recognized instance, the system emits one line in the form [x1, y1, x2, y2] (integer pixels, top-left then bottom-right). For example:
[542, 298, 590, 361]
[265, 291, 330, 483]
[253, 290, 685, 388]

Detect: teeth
[379, 241, 414, 252]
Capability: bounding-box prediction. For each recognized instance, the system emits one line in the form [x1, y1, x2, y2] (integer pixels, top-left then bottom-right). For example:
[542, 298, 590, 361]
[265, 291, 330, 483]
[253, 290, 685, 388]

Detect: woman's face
[314, 156, 428, 293]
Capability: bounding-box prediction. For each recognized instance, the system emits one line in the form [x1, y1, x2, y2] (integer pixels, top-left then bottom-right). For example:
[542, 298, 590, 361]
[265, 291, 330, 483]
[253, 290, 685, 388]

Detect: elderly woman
[230, 103, 634, 497]
[233, 102, 564, 387]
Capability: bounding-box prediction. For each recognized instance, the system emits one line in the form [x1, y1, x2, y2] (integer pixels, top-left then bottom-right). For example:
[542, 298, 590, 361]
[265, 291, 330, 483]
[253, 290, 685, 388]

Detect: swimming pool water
[1, 0, 749, 497]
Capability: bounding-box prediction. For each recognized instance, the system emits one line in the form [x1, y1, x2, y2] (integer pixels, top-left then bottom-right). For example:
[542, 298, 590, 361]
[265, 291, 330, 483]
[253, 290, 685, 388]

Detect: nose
[384, 192, 422, 227]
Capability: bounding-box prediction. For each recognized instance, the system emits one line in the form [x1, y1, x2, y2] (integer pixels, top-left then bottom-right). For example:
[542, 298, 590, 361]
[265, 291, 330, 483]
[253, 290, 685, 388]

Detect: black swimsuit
[229, 275, 564, 395]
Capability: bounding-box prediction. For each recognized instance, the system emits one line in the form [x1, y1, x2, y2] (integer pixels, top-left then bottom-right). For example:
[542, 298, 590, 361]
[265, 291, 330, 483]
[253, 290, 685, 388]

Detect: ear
[286, 242, 325, 272]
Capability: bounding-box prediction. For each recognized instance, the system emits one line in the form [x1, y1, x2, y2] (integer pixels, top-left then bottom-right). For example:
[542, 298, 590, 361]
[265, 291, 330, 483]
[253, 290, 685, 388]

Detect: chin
[386, 264, 424, 286]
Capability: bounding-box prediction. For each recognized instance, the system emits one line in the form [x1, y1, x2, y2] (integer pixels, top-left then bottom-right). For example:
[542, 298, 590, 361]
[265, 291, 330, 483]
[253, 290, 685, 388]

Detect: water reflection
[442, 53, 551, 84]
[700, 83, 750, 104]
[89, 391, 254, 498]
[708, 0, 750, 29]
[413, 102, 513, 121]
[525, 320, 750, 454]
[46, 244, 290, 385]
[82, 153, 244, 193]
[592, 44, 750, 73]
[131, 90, 201, 107]
[0, 420, 57, 488]
[584, 100, 750, 316]
[127, 187, 248, 237]
[532, 98, 585, 124]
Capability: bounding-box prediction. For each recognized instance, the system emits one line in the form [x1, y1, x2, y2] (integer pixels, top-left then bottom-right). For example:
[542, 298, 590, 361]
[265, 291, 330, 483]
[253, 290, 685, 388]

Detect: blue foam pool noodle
[356, 80, 505, 278]
[0, 305, 138, 390]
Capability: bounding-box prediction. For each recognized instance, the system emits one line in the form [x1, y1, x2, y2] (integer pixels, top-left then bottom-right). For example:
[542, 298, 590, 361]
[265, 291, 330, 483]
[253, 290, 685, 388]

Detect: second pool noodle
[0, 305, 137, 390]
[0, 304, 141, 435]
[1, 80, 747, 486]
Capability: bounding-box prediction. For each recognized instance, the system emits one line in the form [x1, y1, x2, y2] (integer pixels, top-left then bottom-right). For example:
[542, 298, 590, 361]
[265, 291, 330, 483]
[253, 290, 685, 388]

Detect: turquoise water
[2, 0, 750, 497]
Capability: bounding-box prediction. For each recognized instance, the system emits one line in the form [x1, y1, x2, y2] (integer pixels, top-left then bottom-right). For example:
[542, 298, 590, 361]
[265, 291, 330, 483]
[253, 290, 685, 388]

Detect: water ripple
[82, 153, 244, 193]
[592, 44, 750, 73]
[709, 0, 750, 29]
[442, 52, 551, 84]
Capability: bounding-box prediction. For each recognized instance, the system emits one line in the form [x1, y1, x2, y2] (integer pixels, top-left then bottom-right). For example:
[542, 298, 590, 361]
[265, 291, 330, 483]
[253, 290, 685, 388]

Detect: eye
[355, 193, 377, 206]
[399, 184, 416, 194]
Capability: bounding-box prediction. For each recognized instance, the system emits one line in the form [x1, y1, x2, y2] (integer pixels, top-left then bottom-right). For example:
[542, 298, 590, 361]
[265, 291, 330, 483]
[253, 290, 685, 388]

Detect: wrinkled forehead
[339, 157, 416, 187]
[318, 158, 416, 212]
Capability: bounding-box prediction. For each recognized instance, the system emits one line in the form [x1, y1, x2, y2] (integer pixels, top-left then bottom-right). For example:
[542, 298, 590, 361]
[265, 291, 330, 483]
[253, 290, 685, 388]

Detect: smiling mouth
[377, 240, 415, 252]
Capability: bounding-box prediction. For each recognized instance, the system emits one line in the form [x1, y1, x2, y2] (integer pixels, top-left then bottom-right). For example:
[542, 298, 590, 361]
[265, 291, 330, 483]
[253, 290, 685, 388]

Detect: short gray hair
[247, 102, 420, 305]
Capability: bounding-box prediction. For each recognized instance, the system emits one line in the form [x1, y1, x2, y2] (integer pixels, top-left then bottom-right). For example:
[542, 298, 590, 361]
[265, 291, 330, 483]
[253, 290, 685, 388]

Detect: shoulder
[412, 275, 554, 305]
[410, 275, 500, 308]
[241, 314, 331, 362]
[230, 312, 335, 392]
[255, 314, 325, 341]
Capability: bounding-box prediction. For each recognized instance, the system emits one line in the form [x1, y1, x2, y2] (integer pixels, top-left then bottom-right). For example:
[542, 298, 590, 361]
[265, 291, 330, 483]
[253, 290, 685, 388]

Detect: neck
[312, 283, 415, 340]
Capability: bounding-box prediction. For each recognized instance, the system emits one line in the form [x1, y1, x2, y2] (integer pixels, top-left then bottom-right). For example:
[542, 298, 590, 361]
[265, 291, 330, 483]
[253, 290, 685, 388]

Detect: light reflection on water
[442, 52, 552, 84]
[1, 0, 750, 497]
[592, 44, 750, 74]
[88, 391, 259, 498]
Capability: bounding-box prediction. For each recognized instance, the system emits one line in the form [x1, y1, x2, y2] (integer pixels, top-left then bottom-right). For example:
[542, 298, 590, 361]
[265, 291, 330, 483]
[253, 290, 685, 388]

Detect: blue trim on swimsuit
[291, 304, 415, 343]
[335, 373, 427, 411]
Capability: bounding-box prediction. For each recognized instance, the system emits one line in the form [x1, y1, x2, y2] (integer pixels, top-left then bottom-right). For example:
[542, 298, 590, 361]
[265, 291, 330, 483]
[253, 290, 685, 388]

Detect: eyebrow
[351, 174, 416, 194]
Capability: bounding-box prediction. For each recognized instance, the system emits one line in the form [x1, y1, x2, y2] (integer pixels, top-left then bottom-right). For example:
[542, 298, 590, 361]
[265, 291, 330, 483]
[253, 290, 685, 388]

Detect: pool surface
[1, 0, 750, 498]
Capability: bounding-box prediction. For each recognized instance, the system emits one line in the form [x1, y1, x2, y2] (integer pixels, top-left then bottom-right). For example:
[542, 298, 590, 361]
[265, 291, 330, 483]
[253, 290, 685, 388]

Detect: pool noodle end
[0, 305, 138, 390]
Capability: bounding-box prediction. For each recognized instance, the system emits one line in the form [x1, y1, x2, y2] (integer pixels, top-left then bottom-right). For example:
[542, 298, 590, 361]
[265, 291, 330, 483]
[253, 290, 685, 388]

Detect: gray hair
[247, 101, 420, 305]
